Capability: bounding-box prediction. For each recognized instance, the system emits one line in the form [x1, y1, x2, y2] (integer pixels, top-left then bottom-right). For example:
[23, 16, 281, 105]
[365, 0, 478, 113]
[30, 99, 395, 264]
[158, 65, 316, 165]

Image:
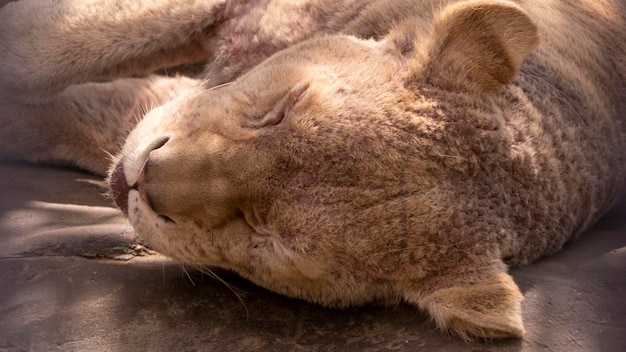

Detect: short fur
[1, 0, 624, 340]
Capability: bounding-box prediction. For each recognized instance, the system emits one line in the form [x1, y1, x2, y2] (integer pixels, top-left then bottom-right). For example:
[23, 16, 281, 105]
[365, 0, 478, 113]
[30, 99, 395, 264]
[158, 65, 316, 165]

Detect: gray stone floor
[0, 162, 625, 352]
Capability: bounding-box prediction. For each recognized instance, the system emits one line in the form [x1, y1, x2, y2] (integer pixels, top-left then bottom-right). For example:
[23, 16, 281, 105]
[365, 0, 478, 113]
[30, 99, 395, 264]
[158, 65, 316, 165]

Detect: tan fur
[1, 0, 624, 340]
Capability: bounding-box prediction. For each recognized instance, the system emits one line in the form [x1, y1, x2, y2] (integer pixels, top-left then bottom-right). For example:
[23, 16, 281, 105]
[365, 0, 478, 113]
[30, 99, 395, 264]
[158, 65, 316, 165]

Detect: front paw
[404, 271, 525, 340]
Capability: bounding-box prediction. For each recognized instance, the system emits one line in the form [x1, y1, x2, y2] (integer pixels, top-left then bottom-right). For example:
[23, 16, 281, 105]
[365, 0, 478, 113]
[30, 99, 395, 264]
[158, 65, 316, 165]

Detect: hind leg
[0, 0, 224, 98]
[0, 0, 227, 174]
[0, 76, 199, 175]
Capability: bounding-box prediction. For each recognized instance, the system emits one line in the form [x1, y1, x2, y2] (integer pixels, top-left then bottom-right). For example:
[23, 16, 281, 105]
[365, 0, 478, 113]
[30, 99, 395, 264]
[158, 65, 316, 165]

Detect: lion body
[1, 0, 624, 340]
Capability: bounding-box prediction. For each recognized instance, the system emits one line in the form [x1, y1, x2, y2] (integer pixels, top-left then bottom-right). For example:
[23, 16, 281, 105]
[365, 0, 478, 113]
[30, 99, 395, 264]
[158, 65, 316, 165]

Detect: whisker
[206, 81, 234, 91]
[179, 263, 196, 287]
[196, 264, 249, 317]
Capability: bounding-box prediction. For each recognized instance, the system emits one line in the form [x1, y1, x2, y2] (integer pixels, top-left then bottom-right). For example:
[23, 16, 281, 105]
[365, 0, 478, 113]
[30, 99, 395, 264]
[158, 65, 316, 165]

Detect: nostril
[135, 136, 169, 214]
[151, 136, 170, 151]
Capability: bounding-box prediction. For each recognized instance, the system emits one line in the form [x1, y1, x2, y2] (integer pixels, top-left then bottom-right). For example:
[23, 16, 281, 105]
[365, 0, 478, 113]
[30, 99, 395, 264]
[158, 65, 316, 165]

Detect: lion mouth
[109, 136, 171, 217]
[109, 161, 132, 215]
[110, 161, 177, 224]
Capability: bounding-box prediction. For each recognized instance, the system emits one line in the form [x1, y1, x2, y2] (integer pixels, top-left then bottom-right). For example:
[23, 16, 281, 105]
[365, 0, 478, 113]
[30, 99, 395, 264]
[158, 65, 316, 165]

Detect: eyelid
[252, 83, 310, 128]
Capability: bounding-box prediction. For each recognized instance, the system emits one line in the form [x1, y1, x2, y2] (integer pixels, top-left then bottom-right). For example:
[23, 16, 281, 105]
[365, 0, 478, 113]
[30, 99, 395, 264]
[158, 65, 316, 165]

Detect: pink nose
[108, 136, 170, 215]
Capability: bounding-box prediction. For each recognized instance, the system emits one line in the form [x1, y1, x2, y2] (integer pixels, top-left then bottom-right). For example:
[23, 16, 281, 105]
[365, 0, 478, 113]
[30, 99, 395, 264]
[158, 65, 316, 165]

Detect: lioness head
[109, 0, 538, 339]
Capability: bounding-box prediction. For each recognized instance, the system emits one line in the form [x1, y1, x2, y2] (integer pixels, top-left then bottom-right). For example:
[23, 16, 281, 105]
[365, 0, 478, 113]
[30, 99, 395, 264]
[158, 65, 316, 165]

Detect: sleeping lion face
[108, 34, 433, 305]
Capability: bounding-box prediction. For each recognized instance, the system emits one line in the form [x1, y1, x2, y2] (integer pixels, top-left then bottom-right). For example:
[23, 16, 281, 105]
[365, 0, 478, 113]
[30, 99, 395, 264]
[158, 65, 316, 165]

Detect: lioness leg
[0, 0, 224, 99]
[0, 0, 224, 174]
[0, 76, 199, 175]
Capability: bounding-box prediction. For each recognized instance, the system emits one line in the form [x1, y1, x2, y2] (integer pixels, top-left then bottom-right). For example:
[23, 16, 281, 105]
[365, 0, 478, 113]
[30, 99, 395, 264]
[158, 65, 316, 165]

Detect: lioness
[0, 0, 624, 340]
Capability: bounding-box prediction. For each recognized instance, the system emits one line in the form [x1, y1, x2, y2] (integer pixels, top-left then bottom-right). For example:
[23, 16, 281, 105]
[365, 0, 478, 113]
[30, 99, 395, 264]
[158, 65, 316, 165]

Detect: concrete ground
[0, 161, 624, 352]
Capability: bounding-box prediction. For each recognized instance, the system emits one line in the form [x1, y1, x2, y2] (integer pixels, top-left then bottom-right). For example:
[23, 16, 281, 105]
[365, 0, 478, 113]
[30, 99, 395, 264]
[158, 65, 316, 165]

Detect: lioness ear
[406, 271, 525, 340]
[410, 0, 539, 93]
[251, 83, 309, 128]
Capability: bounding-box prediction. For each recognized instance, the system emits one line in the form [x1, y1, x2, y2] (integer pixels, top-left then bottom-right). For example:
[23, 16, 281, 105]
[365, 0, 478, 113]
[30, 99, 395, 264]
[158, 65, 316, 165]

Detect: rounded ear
[407, 0, 539, 93]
